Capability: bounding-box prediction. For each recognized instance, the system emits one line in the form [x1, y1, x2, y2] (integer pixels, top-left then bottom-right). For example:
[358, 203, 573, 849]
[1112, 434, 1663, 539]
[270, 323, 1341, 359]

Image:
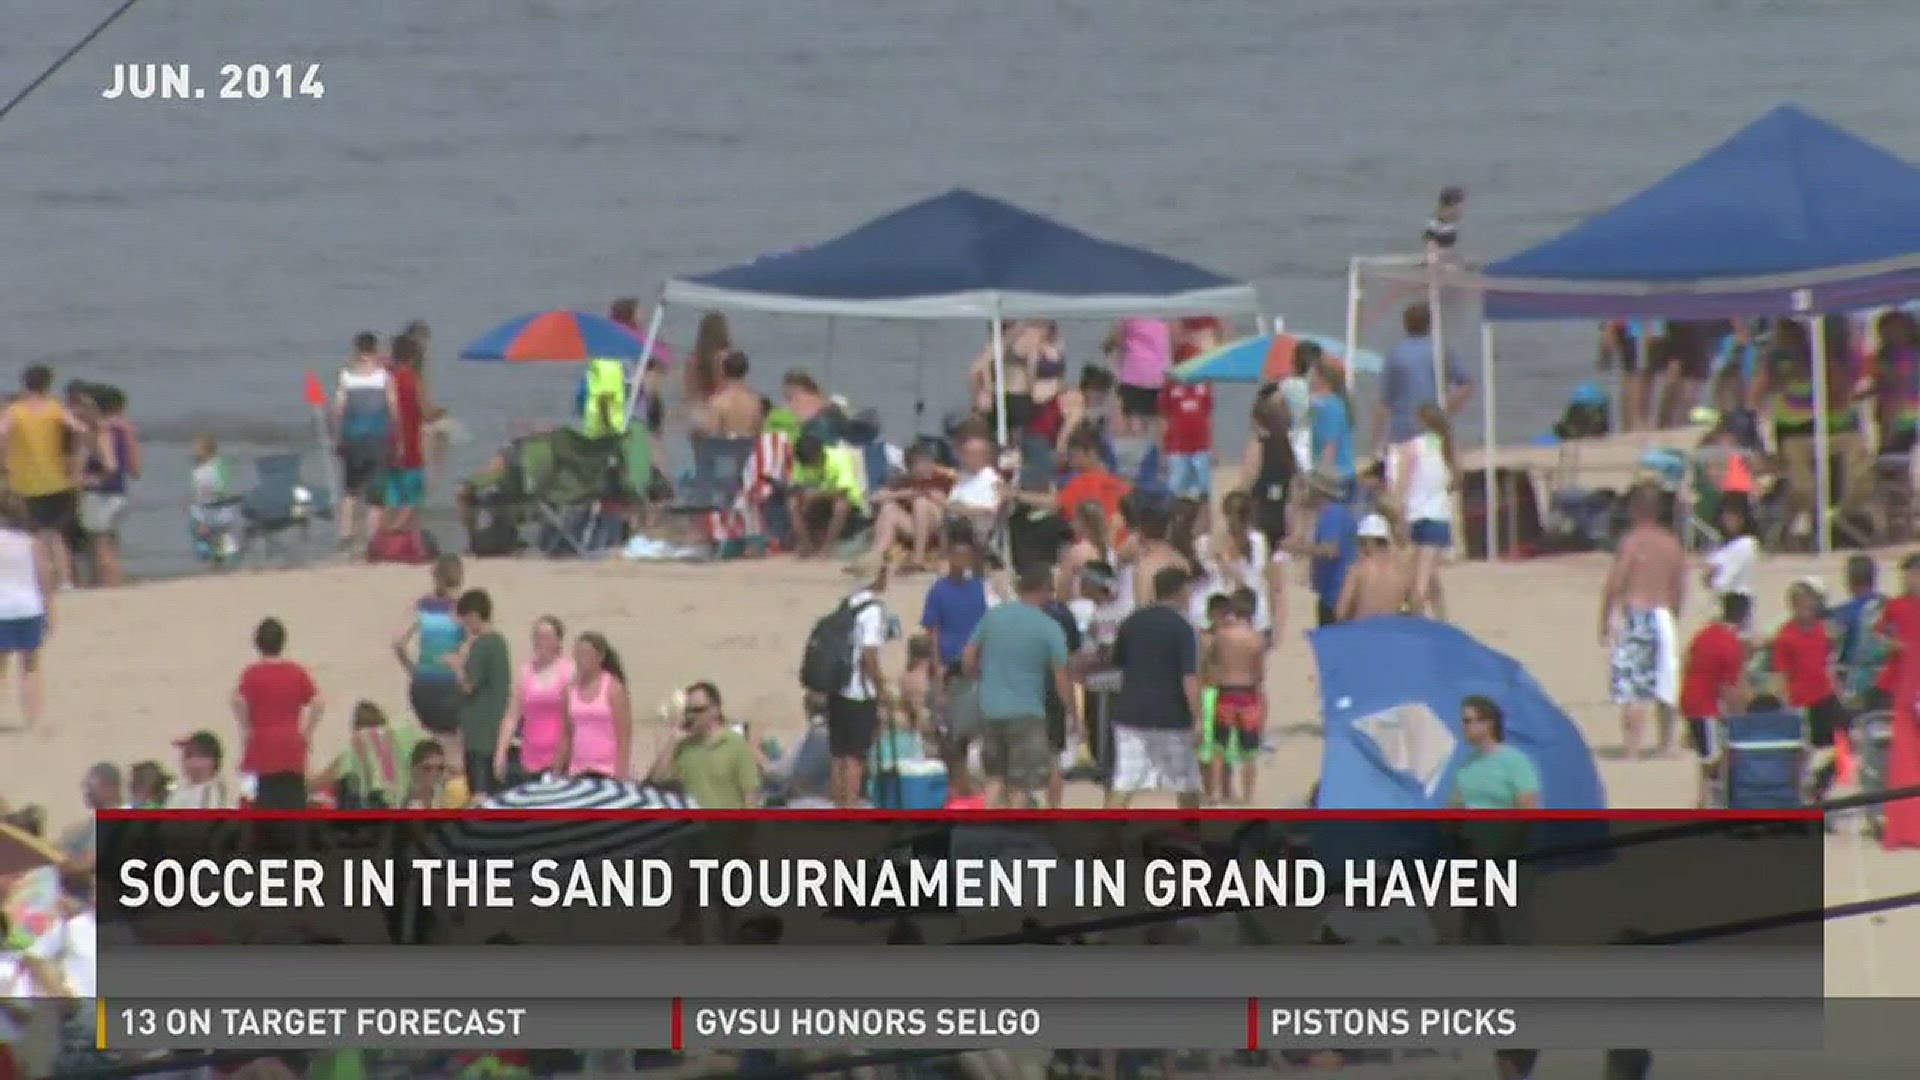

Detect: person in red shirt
[1769, 581, 1847, 760]
[1056, 432, 1132, 532]
[232, 616, 324, 809]
[1159, 380, 1214, 501]
[382, 334, 429, 529]
[1680, 593, 1751, 806]
[1872, 555, 1920, 707]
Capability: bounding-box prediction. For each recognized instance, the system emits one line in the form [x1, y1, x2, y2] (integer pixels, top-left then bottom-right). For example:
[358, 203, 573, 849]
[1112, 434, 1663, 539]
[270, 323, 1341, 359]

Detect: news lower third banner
[85, 815, 1823, 1050]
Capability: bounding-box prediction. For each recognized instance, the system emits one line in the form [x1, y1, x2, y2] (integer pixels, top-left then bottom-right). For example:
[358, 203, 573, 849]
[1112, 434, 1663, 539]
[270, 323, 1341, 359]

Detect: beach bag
[366, 525, 439, 564]
[799, 597, 877, 693]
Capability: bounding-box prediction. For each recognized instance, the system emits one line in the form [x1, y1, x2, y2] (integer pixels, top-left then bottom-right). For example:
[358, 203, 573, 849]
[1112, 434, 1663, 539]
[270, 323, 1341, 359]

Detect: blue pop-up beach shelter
[632, 189, 1261, 443]
[1352, 104, 1920, 555]
[1308, 617, 1608, 865]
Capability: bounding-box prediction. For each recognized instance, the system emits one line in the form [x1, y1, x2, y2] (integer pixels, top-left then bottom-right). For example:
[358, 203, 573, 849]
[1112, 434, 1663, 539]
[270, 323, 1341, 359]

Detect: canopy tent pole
[990, 307, 1010, 448]
[1343, 259, 1363, 390]
[1481, 323, 1499, 562]
[623, 297, 669, 428]
[990, 303, 1012, 567]
[1426, 265, 1448, 405]
[914, 324, 928, 434]
[823, 317, 838, 388]
[1809, 310, 1832, 554]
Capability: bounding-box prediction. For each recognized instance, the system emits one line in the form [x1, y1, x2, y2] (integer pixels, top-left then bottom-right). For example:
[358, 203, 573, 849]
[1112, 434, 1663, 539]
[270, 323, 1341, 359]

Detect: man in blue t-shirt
[920, 532, 994, 677]
[1304, 472, 1358, 627]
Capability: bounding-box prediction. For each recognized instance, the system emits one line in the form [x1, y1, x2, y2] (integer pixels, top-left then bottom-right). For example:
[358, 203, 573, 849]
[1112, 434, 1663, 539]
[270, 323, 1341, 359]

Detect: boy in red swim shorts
[1207, 589, 1269, 805]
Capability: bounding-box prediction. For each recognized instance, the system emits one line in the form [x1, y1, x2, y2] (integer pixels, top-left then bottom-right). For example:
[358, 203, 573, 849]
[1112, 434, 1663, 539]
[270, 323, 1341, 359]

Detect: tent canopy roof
[1397, 105, 1920, 320]
[663, 188, 1258, 319]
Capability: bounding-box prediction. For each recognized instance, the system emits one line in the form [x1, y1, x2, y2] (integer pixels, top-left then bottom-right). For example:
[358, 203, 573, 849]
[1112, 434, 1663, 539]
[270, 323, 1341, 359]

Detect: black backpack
[800, 596, 878, 694]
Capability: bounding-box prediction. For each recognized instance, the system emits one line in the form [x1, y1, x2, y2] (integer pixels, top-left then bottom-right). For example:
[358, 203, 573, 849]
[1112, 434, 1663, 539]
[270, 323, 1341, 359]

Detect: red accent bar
[95, 808, 1821, 823]
[671, 998, 684, 1051]
[1247, 998, 1260, 1051]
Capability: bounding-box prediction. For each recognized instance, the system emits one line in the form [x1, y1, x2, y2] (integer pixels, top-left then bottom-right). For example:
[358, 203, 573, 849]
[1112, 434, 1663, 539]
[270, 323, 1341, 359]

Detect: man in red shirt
[232, 617, 324, 810]
[384, 334, 429, 528]
[1158, 380, 1214, 501]
[1680, 593, 1751, 806]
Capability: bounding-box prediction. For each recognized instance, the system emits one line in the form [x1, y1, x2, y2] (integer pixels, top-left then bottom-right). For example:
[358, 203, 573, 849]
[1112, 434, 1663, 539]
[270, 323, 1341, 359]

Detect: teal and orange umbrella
[1170, 331, 1384, 384]
[459, 310, 664, 364]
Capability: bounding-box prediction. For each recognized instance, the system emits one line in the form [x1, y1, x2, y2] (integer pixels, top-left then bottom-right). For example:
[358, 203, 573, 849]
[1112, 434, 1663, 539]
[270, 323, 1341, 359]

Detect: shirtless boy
[703, 351, 764, 437]
[1600, 483, 1688, 757]
[1336, 513, 1416, 621]
[1207, 588, 1268, 805]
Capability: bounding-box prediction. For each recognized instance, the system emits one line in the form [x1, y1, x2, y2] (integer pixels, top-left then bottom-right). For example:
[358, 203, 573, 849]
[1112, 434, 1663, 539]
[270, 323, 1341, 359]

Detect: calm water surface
[5, 0, 1918, 576]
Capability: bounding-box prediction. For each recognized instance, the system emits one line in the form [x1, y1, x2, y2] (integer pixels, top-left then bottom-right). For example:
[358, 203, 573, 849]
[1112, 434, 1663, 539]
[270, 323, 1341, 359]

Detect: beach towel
[704, 431, 793, 545]
[1610, 607, 1680, 708]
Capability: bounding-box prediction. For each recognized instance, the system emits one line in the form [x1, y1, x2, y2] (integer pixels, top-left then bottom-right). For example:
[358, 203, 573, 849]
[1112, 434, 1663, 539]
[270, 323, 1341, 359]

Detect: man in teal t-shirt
[965, 568, 1072, 808]
[1450, 694, 1540, 946]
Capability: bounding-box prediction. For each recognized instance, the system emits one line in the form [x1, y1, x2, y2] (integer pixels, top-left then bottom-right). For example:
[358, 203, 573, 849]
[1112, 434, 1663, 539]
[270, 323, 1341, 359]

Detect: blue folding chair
[1722, 708, 1808, 810]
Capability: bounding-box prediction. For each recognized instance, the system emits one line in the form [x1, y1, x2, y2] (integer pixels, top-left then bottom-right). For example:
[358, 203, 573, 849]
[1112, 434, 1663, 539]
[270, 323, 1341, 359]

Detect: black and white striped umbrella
[422, 775, 703, 863]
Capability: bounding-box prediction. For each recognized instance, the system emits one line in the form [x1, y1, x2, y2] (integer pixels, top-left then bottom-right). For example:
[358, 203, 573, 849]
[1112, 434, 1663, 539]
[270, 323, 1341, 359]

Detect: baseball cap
[174, 731, 223, 762]
[1357, 514, 1392, 541]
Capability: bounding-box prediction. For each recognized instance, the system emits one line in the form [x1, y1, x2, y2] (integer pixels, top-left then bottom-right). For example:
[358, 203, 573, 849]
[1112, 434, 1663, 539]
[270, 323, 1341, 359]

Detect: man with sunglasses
[650, 681, 760, 809]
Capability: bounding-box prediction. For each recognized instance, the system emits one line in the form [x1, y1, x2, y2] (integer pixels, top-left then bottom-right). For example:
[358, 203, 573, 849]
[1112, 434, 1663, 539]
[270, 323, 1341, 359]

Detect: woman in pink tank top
[565, 631, 632, 778]
[495, 615, 573, 781]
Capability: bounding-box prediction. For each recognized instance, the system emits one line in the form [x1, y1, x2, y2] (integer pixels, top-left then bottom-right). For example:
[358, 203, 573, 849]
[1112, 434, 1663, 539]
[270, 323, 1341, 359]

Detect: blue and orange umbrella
[460, 310, 662, 363]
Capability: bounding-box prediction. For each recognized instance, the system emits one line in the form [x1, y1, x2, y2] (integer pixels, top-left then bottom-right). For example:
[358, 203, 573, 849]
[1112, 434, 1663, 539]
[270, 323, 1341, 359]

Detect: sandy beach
[3, 546, 1914, 1004]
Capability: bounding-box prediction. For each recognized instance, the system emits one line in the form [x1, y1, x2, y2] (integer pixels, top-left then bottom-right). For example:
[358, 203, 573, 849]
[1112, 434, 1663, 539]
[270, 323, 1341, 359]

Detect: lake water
[6, 0, 1919, 577]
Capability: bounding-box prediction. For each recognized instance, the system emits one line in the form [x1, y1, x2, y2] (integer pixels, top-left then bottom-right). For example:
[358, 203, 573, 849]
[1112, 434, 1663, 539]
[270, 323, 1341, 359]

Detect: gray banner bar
[104, 999, 674, 1051]
[681, 998, 1239, 1050]
[97, 997, 1820, 1051]
[101, 946, 1820, 1000]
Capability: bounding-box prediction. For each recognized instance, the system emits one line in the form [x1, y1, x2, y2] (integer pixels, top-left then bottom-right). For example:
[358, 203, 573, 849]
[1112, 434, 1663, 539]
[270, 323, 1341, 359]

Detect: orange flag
[303, 370, 326, 409]
[1723, 453, 1754, 495]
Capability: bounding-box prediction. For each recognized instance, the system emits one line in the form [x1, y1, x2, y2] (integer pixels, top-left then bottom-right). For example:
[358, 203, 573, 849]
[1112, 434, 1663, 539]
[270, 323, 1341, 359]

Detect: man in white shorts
[1105, 565, 1203, 808]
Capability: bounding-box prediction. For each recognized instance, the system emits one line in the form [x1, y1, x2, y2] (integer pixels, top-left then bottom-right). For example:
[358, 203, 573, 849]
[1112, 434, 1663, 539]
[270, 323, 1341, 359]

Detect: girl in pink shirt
[495, 615, 574, 781]
[1106, 318, 1171, 438]
[565, 631, 632, 779]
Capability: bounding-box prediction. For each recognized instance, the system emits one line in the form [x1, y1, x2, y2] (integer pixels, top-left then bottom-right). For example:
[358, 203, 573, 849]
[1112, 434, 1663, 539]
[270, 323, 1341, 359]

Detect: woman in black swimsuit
[1241, 387, 1297, 551]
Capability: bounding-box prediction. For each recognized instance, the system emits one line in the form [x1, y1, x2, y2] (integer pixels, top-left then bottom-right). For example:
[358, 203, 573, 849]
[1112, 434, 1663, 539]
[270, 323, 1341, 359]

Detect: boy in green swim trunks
[1197, 595, 1230, 802]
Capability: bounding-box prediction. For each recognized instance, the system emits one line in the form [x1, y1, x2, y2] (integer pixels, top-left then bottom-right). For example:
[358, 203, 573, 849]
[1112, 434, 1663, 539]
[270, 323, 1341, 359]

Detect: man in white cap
[1335, 513, 1416, 621]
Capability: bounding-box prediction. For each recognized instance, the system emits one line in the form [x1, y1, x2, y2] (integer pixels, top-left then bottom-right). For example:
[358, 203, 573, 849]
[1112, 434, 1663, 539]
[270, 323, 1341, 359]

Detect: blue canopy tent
[1352, 104, 1920, 554]
[630, 189, 1261, 443]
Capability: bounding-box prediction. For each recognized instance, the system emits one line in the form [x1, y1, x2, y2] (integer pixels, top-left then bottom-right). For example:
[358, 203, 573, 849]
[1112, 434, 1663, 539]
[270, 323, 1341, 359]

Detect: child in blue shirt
[1303, 474, 1359, 627]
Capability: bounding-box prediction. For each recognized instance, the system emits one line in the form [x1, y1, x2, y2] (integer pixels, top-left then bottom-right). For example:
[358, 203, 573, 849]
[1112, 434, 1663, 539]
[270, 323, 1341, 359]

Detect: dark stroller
[222, 453, 331, 565]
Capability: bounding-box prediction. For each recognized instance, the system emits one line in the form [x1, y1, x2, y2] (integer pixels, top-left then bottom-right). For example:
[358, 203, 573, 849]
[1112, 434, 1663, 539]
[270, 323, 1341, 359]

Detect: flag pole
[304, 371, 341, 515]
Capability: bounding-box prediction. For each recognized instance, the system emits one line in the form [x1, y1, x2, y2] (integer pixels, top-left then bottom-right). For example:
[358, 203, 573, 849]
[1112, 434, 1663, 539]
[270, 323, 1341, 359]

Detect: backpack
[367, 525, 439, 564]
[799, 596, 878, 694]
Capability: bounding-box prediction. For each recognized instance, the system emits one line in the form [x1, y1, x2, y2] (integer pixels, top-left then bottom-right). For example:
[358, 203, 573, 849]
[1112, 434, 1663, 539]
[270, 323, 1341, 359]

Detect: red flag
[302, 370, 326, 408]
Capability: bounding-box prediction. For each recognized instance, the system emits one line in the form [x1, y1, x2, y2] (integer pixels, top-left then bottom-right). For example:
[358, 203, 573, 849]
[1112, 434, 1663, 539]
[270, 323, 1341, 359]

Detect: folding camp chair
[670, 434, 756, 515]
[512, 428, 629, 556]
[238, 453, 330, 563]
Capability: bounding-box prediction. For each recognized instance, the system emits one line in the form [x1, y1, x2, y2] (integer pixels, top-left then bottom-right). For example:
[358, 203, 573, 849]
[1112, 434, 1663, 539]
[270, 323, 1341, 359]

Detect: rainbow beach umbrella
[1170, 331, 1385, 384]
[459, 310, 656, 363]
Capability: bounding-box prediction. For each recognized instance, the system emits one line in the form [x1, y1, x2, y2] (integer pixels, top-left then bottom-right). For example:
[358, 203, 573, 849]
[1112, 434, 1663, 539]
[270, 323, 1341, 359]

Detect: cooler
[870, 760, 949, 810]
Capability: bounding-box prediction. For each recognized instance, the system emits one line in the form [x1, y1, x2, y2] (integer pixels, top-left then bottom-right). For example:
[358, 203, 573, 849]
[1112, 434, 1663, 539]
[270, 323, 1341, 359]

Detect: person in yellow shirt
[786, 434, 869, 558]
[0, 365, 85, 589]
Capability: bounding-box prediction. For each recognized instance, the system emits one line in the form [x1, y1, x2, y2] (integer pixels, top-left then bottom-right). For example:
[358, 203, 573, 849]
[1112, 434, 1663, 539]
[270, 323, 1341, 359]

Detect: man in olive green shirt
[650, 681, 761, 808]
[455, 589, 512, 797]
